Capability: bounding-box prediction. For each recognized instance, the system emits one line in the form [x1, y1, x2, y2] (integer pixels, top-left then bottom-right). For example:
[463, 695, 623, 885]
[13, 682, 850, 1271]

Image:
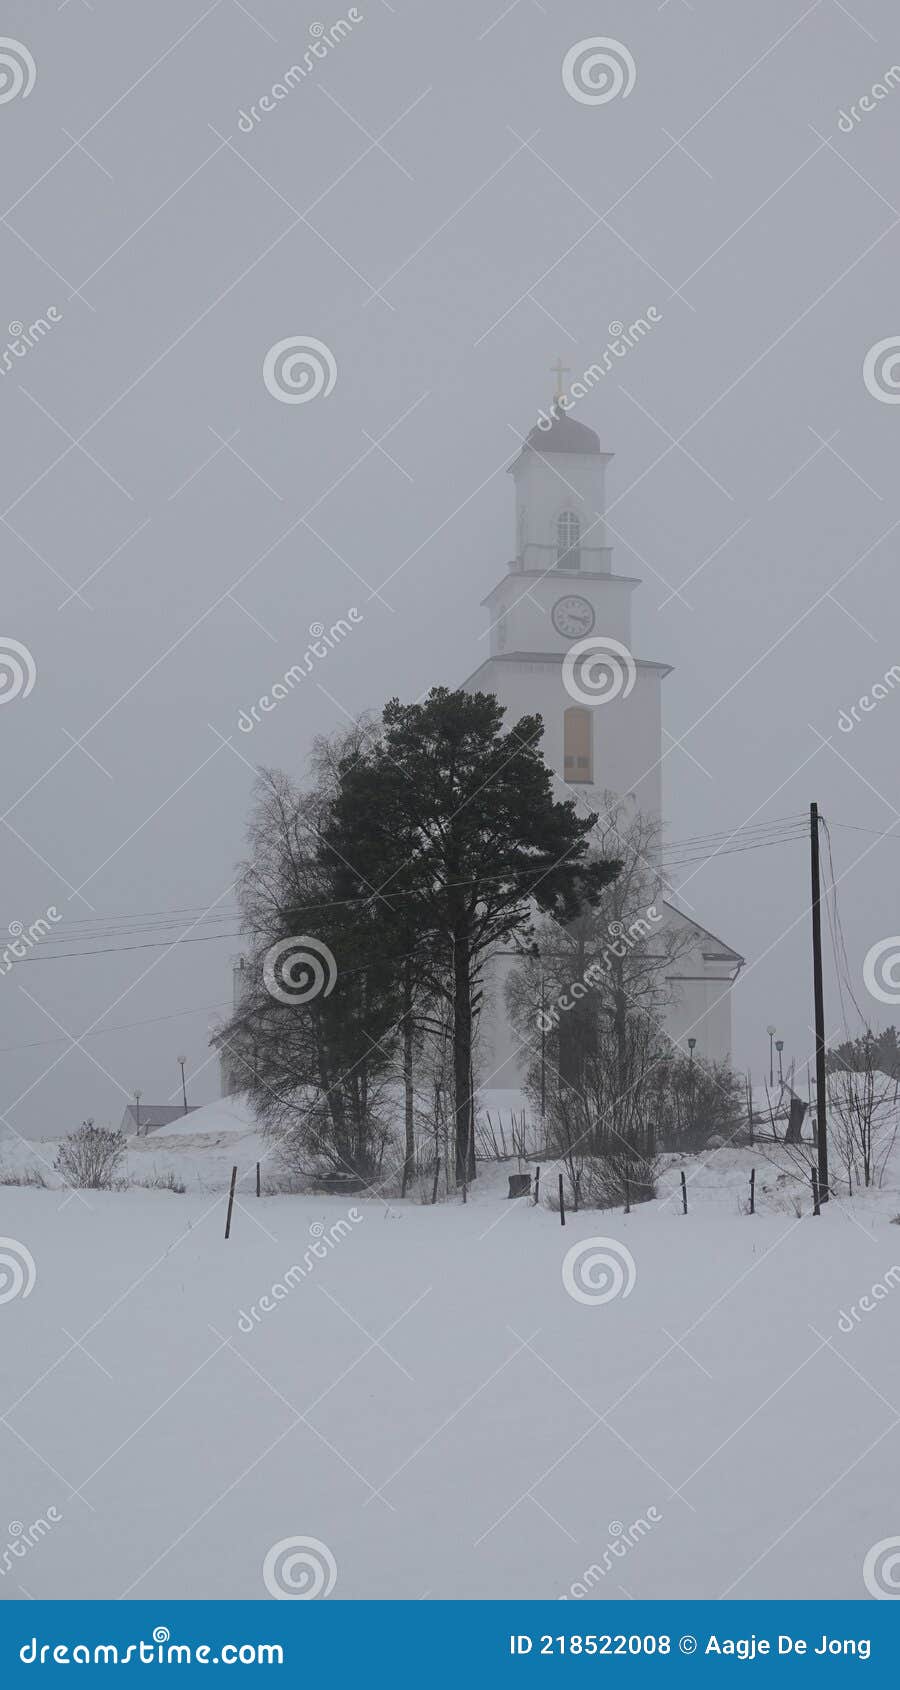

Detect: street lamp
[133, 1088, 142, 1133]
[177, 1055, 188, 1115]
[686, 1039, 697, 1142]
[775, 1039, 784, 1087]
[766, 1025, 777, 1088]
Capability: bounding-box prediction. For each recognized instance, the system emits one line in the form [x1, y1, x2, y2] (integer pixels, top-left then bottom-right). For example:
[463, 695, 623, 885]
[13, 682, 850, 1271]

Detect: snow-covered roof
[120, 1103, 198, 1135]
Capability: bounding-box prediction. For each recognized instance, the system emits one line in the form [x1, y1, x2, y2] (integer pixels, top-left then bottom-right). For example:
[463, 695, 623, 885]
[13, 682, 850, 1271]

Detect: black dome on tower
[524, 410, 604, 455]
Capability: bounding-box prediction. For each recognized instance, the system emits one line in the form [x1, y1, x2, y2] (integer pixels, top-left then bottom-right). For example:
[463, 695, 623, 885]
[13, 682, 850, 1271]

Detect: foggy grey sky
[3, 0, 900, 1137]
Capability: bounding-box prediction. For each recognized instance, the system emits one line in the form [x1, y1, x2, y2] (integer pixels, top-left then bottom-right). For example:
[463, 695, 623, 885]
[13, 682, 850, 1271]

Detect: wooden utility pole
[810, 803, 829, 1203]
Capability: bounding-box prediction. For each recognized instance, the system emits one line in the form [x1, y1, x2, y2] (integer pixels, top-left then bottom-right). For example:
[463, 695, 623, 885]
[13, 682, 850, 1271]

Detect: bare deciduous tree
[828, 1035, 899, 1190]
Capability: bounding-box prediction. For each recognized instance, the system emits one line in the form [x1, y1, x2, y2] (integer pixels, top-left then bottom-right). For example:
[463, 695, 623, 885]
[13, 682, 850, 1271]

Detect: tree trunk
[401, 977, 415, 1197]
[784, 1093, 807, 1144]
[613, 960, 629, 1149]
[453, 935, 475, 1184]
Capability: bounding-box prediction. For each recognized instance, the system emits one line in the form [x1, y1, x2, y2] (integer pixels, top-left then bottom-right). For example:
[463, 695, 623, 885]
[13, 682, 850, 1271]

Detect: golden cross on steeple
[551, 357, 571, 403]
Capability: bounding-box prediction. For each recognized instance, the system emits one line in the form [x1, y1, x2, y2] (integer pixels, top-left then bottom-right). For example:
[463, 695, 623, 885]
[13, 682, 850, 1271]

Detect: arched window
[564, 707, 592, 784]
[556, 510, 581, 570]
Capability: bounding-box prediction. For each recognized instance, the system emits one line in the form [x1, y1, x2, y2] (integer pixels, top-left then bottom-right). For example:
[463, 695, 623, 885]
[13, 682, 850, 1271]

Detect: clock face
[551, 595, 595, 638]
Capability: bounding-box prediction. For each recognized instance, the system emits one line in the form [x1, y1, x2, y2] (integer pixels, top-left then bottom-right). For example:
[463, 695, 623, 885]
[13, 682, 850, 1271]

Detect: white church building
[220, 396, 743, 1100]
[461, 401, 742, 1084]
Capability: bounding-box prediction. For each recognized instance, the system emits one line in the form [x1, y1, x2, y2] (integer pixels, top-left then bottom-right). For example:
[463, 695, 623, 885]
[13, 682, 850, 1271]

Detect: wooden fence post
[558, 1172, 566, 1226]
[749, 1167, 755, 1216]
[224, 1165, 237, 1239]
[533, 1165, 541, 1207]
[811, 1165, 820, 1217]
[680, 1170, 688, 1215]
[256, 1161, 261, 1198]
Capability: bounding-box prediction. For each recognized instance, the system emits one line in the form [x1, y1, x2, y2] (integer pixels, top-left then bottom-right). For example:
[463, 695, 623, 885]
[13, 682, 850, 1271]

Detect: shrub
[547, 1150, 659, 1212]
[134, 1168, 186, 1194]
[0, 1165, 48, 1188]
[581, 1149, 659, 1210]
[54, 1123, 125, 1190]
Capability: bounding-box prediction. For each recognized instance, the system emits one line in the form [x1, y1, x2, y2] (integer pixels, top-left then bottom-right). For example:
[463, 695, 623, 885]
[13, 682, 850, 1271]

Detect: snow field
[1, 1154, 899, 1600]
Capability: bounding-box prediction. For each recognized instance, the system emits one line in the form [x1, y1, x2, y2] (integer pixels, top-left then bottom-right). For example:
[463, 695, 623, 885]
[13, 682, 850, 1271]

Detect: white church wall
[464, 659, 664, 821]
[485, 572, 636, 657]
[664, 972, 734, 1065]
[514, 448, 612, 573]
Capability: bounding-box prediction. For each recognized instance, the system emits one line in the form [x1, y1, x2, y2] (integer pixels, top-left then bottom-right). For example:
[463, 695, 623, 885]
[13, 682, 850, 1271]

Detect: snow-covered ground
[3, 1095, 266, 1198]
[1, 1113, 900, 1602]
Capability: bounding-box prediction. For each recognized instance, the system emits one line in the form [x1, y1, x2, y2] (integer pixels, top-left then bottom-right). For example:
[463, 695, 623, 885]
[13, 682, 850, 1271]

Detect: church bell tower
[463, 379, 670, 820]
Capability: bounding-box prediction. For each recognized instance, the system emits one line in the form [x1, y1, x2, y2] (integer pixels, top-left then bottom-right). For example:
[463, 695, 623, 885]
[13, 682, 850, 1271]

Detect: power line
[825, 820, 900, 843]
[0, 999, 231, 1057]
[821, 816, 869, 1034]
[3, 820, 810, 964]
[14, 930, 244, 962]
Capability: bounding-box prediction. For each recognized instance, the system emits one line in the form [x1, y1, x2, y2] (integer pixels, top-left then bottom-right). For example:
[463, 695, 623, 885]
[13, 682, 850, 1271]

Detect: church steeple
[510, 393, 613, 575]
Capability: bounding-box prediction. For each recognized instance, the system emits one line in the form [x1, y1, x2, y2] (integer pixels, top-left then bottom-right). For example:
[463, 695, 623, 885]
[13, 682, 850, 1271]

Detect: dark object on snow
[507, 1173, 532, 1199]
[225, 1165, 237, 1239]
[313, 1172, 368, 1194]
[784, 1093, 808, 1144]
